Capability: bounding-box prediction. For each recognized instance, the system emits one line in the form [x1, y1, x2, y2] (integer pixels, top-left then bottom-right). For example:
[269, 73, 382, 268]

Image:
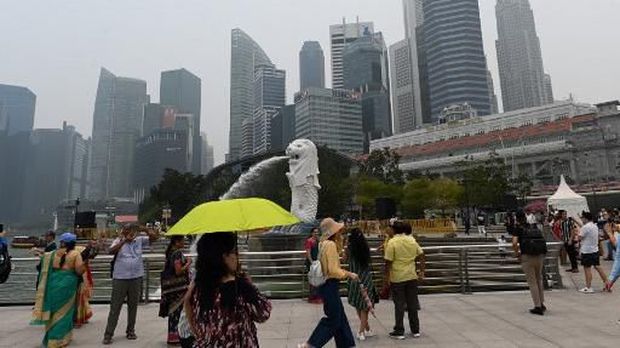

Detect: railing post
[143, 258, 150, 303]
[464, 248, 471, 294]
[458, 248, 465, 294]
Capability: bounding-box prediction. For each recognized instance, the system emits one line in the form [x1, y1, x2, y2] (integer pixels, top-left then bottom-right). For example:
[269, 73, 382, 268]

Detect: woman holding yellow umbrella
[167, 198, 299, 347]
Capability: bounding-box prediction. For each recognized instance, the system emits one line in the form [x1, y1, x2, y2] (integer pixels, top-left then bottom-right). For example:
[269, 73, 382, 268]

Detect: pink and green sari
[31, 251, 79, 348]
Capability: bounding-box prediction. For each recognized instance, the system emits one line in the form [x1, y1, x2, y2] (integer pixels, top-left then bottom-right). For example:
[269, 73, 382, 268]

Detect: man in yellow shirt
[384, 221, 425, 340]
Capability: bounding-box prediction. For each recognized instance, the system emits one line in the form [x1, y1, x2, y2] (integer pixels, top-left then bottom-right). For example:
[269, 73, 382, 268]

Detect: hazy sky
[1, 0, 618, 165]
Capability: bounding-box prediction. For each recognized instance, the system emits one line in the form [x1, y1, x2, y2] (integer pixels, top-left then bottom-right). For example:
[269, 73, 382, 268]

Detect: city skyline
[1, 0, 618, 165]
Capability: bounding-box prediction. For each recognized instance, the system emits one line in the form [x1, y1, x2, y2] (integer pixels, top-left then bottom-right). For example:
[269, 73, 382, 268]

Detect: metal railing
[0, 242, 563, 305]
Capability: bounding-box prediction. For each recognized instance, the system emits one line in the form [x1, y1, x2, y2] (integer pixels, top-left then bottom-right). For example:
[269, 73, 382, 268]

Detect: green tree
[354, 176, 402, 219]
[401, 177, 433, 218]
[429, 178, 464, 214]
[457, 152, 511, 209]
[358, 148, 404, 185]
[139, 169, 208, 224]
[511, 172, 533, 202]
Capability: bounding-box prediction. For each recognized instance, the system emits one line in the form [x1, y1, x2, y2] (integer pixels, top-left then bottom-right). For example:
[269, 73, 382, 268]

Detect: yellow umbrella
[165, 198, 300, 236]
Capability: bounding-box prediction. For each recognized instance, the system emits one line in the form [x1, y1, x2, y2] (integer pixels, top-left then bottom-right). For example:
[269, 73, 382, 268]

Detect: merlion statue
[286, 139, 320, 223]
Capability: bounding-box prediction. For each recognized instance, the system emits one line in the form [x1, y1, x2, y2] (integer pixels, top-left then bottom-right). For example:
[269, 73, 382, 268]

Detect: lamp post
[162, 206, 172, 231]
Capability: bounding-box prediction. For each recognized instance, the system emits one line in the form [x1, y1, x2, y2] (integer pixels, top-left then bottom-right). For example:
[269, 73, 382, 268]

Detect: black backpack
[520, 225, 548, 255]
[0, 245, 12, 284]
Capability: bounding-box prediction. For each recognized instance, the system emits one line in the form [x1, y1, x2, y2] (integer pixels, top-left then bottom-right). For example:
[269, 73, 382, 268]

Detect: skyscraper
[294, 88, 363, 155]
[422, 0, 492, 121]
[343, 32, 392, 152]
[403, 0, 427, 125]
[133, 129, 188, 203]
[0, 84, 36, 135]
[390, 39, 416, 134]
[229, 28, 273, 161]
[544, 73, 554, 104]
[496, 0, 550, 112]
[160, 68, 201, 173]
[89, 68, 148, 200]
[299, 41, 325, 91]
[270, 104, 296, 152]
[252, 64, 286, 155]
[487, 70, 500, 114]
[200, 133, 215, 175]
[329, 20, 374, 90]
[20, 123, 89, 222]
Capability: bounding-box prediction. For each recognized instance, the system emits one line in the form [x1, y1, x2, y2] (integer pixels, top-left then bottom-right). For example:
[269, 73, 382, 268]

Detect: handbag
[307, 246, 325, 287]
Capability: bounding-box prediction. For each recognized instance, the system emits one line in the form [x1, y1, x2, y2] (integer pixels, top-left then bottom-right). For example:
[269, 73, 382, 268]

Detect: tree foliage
[401, 177, 463, 218]
[457, 152, 512, 209]
[139, 169, 208, 224]
[358, 148, 404, 185]
[354, 176, 402, 219]
[511, 172, 533, 202]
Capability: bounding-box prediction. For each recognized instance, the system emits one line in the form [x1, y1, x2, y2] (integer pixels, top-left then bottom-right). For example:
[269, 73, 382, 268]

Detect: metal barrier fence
[0, 242, 562, 305]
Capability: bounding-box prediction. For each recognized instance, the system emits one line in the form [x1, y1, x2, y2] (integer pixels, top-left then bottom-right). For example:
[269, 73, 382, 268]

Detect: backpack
[520, 224, 548, 255]
[307, 245, 326, 287]
[0, 245, 11, 284]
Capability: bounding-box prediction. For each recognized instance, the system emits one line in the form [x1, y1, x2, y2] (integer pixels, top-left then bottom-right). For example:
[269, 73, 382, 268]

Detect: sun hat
[320, 218, 345, 240]
[59, 232, 77, 243]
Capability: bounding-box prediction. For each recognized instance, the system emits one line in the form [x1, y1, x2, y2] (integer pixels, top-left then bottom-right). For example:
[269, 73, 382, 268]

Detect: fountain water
[220, 156, 288, 200]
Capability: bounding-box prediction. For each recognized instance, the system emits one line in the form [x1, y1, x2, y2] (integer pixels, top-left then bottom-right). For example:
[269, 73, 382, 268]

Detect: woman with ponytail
[32, 232, 85, 347]
[159, 235, 191, 345]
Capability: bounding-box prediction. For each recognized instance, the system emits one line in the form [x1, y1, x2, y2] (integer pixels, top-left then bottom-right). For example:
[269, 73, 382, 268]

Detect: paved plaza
[2, 287, 620, 347]
[1, 264, 620, 348]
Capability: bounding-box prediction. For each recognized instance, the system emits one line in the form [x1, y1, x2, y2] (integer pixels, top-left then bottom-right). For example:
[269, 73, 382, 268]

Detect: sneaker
[412, 333, 421, 338]
[529, 307, 544, 315]
[364, 329, 375, 337]
[389, 331, 406, 340]
[357, 332, 366, 341]
[578, 287, 594, 293]
[126, 332, 137, 340]
[102, 337, 113, 345]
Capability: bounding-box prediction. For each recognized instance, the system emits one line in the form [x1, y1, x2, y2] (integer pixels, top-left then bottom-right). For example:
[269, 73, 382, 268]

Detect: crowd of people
[27, 205, 620, 347]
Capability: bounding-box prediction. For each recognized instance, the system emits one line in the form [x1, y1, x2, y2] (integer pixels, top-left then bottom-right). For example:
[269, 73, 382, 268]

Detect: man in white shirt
[578, 211, 610, 293]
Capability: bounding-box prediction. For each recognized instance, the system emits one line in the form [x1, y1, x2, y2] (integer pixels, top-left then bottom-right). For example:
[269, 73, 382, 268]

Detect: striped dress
[347, 258, 379, 310]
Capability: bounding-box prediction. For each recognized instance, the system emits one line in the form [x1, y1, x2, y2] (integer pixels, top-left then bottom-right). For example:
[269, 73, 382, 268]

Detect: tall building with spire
[496, 0, 552, 112]
[299, 41, 325, 91]
[329, 20, 374, 90]
[228, 28, 273, 161]
[89, 68, 148, 200]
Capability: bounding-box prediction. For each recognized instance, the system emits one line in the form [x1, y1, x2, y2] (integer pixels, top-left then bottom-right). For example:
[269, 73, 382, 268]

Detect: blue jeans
[609, 248, 620, 283]
[308, 279, 355, 348]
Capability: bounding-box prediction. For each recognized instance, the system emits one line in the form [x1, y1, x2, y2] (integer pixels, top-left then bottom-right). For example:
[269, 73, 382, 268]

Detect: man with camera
[103, 224, 159, 345]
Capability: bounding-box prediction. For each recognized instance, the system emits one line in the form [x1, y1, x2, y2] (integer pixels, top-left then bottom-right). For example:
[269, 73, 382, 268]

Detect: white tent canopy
[547, 175, 589, 219]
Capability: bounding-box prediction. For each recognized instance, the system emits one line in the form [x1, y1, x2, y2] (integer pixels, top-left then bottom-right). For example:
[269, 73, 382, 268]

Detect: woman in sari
[32, 232, 85, 348]
[159, 236, 191, 345]
[74, 240, 98, 327]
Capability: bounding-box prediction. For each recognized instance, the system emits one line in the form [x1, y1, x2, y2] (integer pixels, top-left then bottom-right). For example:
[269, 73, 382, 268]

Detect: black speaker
[74, 211, 96, 228]
[375, 198, 396, 220]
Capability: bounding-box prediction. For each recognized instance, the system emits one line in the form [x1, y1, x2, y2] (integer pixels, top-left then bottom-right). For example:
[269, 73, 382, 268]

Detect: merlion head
[286, 139, 320, 188]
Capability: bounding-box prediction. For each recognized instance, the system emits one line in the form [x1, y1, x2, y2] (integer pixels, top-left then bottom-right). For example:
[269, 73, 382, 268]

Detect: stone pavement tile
[515, 339, 561, 348]
[475, 340, 519, 348]
[261, 338, 289, 347]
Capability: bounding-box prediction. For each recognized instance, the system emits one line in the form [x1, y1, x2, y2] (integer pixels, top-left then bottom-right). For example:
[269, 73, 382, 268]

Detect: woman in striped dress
[346, 228, 379, 341]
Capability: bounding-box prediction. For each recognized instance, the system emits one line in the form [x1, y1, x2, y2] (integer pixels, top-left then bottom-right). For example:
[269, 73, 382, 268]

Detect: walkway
[2, 285, 620, 348]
